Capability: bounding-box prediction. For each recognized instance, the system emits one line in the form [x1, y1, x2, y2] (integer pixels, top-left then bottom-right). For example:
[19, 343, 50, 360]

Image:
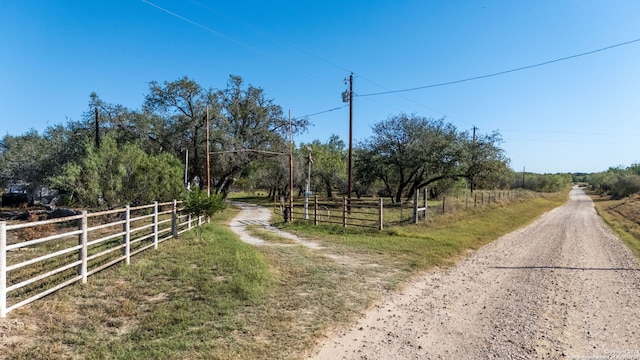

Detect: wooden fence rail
[285, 189, 526, 230]
[0, 200, 197, 318]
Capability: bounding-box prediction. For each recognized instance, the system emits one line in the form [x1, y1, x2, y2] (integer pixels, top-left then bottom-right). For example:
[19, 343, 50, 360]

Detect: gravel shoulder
[308, 187, 640, 359]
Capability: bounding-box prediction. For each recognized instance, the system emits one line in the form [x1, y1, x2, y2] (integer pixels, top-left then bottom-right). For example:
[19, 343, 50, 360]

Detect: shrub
[183, 187, 226, 238]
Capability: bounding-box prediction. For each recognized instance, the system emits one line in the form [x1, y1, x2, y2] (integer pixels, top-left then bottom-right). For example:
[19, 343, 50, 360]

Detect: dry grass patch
[591, 192, 640, 258]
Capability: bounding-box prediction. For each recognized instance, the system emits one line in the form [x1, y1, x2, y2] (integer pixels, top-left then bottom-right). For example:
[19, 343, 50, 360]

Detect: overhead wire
[296, 105, 348, 119]
[506, 137, 640, 146]
[143, 1, 639, 134]
[142, 0, 476, 125]
[141, 0, 256, 52]
[141, 0, 332, 82]
[358, 38, 640, 97]
[187, 0, 354, 75]
[142, 0, 366, 123]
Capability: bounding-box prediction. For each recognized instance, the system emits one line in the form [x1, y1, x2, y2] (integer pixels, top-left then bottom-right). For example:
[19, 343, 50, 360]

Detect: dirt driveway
[308, 187, 640, 359]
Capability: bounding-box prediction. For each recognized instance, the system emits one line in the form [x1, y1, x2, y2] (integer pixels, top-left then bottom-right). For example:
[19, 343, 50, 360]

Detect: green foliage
[0, 130, 69, 187]
[587, 163, 640, 199]
[183, 187, 226, 237]
[354, 113, 510, 202]
[50, 134, 184, 208]
[183, 187, 226, 218]
[301, 135, 347, 198]
[143, 75, 309, 197]
[512, 172, 573, 192]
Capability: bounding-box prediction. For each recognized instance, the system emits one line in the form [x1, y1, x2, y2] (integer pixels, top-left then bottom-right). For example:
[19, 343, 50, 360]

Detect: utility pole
[94, 107, 100, 149]
[470, 125, 478, 192]
[184, 149, 189, 190]
[305, 147, 313, 220]
[206, 105, 211, 196]
[289, 110, 293, 222]
[343, 73, 354, 211]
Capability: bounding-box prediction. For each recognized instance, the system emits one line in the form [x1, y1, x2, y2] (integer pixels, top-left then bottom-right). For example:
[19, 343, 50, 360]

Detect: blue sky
[1, 1, 639, 174]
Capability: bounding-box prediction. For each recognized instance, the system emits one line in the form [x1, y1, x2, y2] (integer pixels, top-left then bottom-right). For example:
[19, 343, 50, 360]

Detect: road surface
[309, 187, 640, 359]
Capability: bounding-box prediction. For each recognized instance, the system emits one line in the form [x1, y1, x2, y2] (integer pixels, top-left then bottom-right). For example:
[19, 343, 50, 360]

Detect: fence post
[172, 200, 178, 238]
[474, 193, 477, 207]
[153, 201, 159, 250]
[423, 189, 428, 220]
[481, 192, 484, 205]
[314, 196, 318, 226]
[442, 196, 446, 214]
[466, 192, 469, 209]
[423, 188, 428, 220]
[1, 222, 7, 318]
[342, 197, 347, 228]
[413, 189, 419, 224]
[378, 198, 384, 230]
[124, 206, 131, 265]
[78, 211, 88, 283]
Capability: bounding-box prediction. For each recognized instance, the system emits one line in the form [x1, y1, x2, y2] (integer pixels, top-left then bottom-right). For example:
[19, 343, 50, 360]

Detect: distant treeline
[587, 164, 640, 199]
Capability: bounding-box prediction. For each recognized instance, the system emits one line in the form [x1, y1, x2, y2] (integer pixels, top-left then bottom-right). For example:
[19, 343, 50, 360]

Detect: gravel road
[309, 187, 640, 359]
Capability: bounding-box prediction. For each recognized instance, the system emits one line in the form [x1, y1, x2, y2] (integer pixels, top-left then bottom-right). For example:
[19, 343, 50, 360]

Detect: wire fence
[279, 189, 529, 230]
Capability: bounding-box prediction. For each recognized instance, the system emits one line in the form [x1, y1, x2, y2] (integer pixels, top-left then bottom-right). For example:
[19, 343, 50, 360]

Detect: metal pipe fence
[0, 200, 198, 318]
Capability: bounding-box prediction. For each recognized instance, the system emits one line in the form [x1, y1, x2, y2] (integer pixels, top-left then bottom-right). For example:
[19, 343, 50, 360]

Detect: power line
[141, 0, 331, 81]
[141, 0, 255, 51]
[358, 38, 640, 97]
[507, 137, 640, 146]
[296, 105, 348, 119]
[188, 0, 354, 75]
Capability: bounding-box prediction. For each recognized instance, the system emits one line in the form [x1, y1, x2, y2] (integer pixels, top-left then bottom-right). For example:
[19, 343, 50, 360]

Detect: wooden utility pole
[289, 110, 293, 222]
[94, 108, 100, 149]
[470, 125, 478, 192]
[347, 73, 353, 211]
[206, 106, 211, 196]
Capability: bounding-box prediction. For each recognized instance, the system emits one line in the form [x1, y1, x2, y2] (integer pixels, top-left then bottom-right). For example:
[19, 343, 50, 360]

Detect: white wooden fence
[0, 200, 200, 318]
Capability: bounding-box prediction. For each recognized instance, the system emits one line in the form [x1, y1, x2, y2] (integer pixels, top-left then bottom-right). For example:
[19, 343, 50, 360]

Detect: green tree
[142, 75, 308, 197]
[301, 135, 347, 198]
[210, 75, 308, 196]
[143, 76, 215, 185]
[461, 130, 511, 191]
[0, 131, 48, 187]
[51, 134, 184, 208]
[355, 114, 509, 202]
